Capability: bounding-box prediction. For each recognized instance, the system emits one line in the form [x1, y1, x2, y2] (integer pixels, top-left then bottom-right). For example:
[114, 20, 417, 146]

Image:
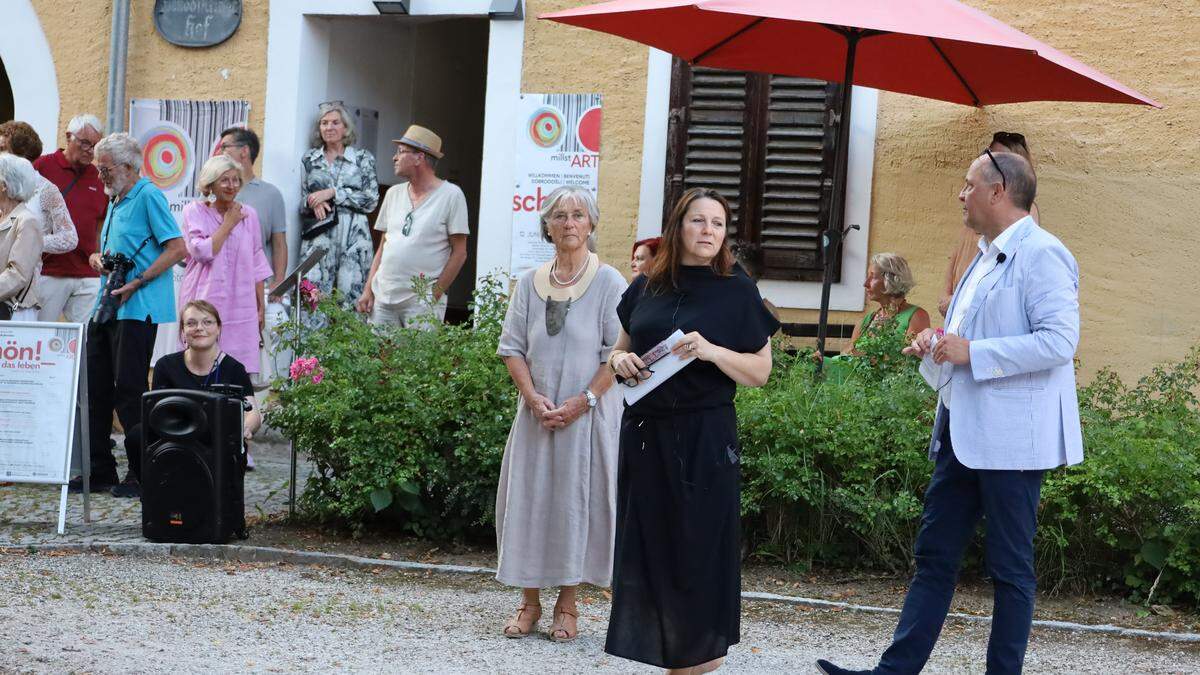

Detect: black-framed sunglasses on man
[981, 147, 1007, 190]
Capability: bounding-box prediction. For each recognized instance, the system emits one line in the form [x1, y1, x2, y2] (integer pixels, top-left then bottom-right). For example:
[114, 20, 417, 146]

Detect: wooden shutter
[665, 64, 750, 238]
[666, 61, 844, 283]
[758, 77, 841, 281]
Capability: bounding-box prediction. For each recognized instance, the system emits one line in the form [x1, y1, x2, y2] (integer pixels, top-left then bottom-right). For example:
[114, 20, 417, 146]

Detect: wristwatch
[583, 389, 598, 408]
[133, 273, 147, 285]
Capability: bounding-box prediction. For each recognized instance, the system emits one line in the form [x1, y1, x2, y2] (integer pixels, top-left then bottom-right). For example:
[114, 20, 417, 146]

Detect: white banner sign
[509, 93, 603, 278]
[129, 98, 250, 364]
[0, 322, 83, 484]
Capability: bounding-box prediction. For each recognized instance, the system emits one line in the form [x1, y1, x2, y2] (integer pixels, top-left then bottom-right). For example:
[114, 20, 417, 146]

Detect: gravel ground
[1, 551, 1198, 674]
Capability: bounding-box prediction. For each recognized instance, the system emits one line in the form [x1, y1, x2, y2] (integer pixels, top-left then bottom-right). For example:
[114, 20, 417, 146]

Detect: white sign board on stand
[0, 321, 88, 533]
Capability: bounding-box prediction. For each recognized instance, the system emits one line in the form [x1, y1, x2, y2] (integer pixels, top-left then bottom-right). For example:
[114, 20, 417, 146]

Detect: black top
[152, 350, 254, 398]
[616, 264, 780, 416]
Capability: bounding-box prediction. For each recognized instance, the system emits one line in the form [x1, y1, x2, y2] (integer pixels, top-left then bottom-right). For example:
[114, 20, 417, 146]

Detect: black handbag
[300, 153, 340, 240]
[0, 275, 34, 320]
[300, 206, 337, 240]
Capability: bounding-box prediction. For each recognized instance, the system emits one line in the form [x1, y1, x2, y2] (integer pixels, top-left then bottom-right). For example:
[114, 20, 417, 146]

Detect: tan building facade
[12, 0, 1198, 379]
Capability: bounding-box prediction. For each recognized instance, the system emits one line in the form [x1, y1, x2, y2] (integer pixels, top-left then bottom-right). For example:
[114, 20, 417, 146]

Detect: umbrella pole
[815, 30, 861, 370]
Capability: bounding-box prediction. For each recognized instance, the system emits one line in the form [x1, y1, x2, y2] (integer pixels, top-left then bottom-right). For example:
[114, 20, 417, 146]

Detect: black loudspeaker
[140, 388, 247, 544]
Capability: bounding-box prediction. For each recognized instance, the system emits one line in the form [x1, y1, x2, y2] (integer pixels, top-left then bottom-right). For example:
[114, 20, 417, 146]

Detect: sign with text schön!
[0, 322, 83, 484]
[154, 0, 242, 48]
[510, 93, 603, 278]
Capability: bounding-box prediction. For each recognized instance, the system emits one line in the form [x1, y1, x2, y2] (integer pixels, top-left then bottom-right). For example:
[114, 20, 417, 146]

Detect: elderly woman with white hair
[842, 251, 931, 355]
[0, 121, 77, 258]
[299, 102, 379, 320]
[0, 154, 44, 320]
[494, 186, 626, 643]
[178, 155, 272, 374]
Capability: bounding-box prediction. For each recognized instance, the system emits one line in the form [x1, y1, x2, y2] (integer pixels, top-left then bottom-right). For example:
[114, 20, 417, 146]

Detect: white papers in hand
[918, 354, 942, 390]
[621, 330, 693, 405]
[917, 334, 948, 391]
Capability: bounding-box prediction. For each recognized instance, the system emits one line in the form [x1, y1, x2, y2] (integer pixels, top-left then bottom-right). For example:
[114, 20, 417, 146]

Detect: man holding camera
[69, 133, 185, 497]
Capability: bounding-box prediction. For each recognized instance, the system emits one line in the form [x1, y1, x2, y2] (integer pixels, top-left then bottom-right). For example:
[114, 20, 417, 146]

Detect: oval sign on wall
[154, 0, 242, 48]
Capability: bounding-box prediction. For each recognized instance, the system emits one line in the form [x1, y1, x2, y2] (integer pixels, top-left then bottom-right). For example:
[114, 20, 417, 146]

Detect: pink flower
[289, 356, 321, 382]
[298, 279, 321, 311]
[311, 369, 325, 385]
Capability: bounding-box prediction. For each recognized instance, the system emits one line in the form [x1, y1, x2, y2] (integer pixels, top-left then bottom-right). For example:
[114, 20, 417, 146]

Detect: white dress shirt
[940, 215, 1030, 409]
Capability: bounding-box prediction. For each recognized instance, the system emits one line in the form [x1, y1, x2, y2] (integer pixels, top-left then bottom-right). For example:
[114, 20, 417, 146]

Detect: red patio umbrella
[542, 0, 1159, 361]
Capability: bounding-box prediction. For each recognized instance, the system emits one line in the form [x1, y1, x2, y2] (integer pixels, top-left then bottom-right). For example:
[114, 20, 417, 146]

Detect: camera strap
[59, 172, 83, 199]
[100, 197, 156, 261]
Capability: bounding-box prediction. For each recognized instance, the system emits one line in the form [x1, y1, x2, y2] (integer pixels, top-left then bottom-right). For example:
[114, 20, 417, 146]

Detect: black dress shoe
[110, 473, 141, 499]
[68, 476, 118, 494]
[815, 659, 873, 675]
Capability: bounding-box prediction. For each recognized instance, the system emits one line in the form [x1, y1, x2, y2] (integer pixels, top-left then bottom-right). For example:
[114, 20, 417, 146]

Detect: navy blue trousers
[876, 408, 1045, 675]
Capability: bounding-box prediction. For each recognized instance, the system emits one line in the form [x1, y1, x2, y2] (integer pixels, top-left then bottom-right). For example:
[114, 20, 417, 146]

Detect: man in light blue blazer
[818, 151, 1082, 675]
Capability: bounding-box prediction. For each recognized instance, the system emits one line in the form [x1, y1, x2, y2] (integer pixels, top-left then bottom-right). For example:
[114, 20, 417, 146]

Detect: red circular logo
[577, 107, 601, 153]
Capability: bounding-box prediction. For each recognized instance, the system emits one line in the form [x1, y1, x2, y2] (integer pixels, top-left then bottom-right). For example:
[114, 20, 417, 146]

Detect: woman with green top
[843, 252, 930, 354]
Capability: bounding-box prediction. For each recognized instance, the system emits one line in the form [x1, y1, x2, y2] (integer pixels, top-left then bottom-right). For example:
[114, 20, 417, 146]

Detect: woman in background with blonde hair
[842, 252, 930, 355]
[117, 300, 263, 499]
[299, 102, 378, 316]
[178, 155, 271, 376]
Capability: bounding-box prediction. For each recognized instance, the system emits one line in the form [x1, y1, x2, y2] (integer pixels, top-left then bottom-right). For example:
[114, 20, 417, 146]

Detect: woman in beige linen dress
[495, 186, 625, 643]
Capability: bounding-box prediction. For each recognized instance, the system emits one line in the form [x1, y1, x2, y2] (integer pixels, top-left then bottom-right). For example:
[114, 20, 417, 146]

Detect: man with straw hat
[357, 124, 469, 327]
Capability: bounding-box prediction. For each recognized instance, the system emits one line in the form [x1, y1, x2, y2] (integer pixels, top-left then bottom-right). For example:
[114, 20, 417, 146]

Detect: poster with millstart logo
[510, 93, 603, 278]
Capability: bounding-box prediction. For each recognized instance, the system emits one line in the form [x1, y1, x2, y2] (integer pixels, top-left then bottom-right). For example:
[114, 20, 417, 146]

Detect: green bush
[1038, 347, 1200, 603]
[738, 320, 936, 572]
[740, 322, 1200, 605]
[268, 284, 1200, 604]
[265, 274, 516, 539]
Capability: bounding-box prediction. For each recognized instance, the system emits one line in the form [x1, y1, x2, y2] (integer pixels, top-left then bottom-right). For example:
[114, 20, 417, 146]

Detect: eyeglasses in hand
[617, 368, 654, 388]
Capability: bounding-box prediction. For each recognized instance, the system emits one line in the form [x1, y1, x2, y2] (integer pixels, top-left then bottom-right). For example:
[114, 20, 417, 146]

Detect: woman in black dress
[604, 188, 779, 673]
[113, 299, 262, 497]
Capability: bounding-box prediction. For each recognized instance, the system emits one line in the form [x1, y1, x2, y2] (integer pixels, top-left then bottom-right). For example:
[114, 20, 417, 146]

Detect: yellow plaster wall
[523, 0, 650, 272]
[861, 0, 1199, 381]
[29, 1, 1199, 378]
[526, 0, 1199, 380]
[31, 0, 269, 166]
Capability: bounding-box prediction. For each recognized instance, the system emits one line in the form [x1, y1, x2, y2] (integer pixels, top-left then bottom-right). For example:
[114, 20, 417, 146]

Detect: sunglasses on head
[981, 147, 1007, 190]
[991, 131, 1027, 151]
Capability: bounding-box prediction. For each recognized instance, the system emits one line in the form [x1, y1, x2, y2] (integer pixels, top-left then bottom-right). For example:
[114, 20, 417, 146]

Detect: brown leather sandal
[502, 603, 542, 638]
[548, 604, 579, 643]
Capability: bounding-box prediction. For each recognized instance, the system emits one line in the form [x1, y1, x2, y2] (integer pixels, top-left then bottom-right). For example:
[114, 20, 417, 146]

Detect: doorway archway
[0, 59, 14, 123]
[1, 1, 60, 142]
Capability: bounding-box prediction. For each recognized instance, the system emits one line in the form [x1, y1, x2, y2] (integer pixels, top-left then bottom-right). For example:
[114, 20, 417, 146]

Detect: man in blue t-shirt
[69, 133, 185, 497]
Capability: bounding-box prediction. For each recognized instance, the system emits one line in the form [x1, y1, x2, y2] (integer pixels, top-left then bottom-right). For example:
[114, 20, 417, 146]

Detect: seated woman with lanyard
[114, 299, 263, 498]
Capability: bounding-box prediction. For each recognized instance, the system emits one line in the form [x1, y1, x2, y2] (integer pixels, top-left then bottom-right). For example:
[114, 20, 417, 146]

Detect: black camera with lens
[94, 251, 136, 324]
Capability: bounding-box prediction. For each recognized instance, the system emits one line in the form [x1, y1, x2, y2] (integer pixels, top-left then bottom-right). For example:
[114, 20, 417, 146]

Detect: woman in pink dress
[178, 155, 272, 375]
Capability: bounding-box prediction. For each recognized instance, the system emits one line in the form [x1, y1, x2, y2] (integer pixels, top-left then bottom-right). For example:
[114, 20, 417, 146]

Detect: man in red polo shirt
[35, 114, 107, 323]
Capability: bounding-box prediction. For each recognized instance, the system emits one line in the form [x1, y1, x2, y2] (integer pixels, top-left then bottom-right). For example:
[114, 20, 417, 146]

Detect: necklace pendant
[545, 298, 572, 336]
